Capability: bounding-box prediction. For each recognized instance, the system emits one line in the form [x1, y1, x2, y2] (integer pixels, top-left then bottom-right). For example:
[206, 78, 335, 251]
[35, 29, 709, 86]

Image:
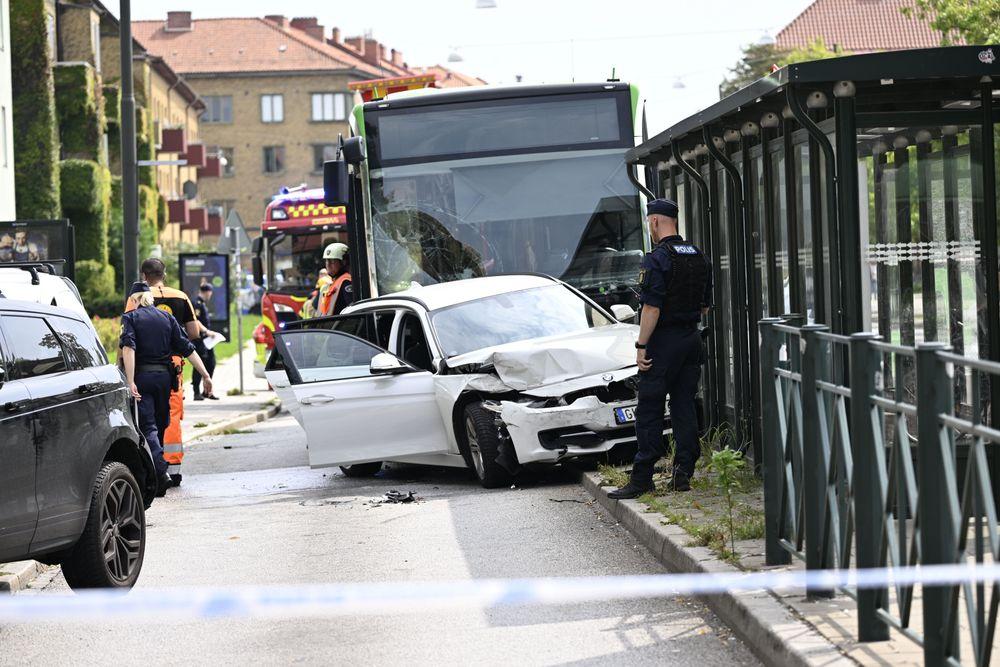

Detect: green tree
[904, 0, 1000, 45]
[719, 39, 845, 99]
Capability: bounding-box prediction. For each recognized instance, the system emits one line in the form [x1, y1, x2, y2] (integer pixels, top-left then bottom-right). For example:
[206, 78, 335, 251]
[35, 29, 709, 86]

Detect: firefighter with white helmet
[318, 242, 353, 316]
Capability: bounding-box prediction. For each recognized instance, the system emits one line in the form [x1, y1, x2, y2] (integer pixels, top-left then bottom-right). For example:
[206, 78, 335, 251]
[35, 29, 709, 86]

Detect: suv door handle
[76, 383, 98, 395]
[4, 401, 26, 413]
[300, 395, 335, 405]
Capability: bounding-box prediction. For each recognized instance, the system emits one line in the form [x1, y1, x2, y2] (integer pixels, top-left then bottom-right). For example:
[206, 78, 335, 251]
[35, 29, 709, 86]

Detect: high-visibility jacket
[319, 272, 351, 316]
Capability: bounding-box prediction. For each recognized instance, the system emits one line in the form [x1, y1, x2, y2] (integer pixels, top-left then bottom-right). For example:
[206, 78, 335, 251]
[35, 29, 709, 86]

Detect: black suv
[0, 299, 155, 589]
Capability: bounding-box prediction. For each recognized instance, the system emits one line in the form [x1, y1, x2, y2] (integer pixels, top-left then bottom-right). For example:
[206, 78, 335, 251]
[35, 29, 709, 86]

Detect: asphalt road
[1, 413, 759, 666]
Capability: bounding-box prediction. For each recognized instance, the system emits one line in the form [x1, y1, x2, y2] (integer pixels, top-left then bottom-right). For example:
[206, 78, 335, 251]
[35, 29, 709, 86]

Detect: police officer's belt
[137, 362, 172, 374]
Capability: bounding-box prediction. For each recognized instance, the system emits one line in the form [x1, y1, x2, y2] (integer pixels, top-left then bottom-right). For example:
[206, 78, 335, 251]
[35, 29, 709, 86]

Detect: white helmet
[322, 242, 349, 261]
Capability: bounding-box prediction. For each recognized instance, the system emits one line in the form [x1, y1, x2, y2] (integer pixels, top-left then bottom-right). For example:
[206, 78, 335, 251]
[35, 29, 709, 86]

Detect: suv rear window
[2, 315, 68, 378]
[48, 316, 107, 368]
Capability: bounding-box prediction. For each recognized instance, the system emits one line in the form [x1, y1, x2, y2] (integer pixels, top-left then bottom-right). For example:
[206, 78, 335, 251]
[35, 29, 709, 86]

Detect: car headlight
[270, 208, 289, 220]
[273, 303, 295, 313]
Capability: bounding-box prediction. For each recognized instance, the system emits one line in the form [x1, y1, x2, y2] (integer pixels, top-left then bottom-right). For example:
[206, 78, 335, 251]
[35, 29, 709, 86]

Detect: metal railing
[759, 317, 1000, 666]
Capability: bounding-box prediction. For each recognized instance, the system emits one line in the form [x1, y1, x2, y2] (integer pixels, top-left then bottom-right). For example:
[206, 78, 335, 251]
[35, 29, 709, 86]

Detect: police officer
[318, 242, 353, 316]
[192, 283, 219, 401]
[120, 283, 214, 496]
[609, 198, 712, 498]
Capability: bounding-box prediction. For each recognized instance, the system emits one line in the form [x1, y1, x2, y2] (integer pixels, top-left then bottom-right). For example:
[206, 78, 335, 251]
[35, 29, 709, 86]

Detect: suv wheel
[463, 404, 513, 489]
[61, 462, 146, 589]
[340, 462, 383, 477]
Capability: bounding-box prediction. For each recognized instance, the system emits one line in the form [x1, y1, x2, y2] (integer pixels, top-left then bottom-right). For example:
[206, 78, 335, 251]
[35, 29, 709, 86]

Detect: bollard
[759, 318, 791, 566]
[915, 343, 959, 665]
[849, 333, 889, 641]
[800, 324, 834, 597]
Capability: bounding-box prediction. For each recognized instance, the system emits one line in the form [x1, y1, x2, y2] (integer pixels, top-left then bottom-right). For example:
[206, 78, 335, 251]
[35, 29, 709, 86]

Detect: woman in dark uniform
[120, 283, 213, 495]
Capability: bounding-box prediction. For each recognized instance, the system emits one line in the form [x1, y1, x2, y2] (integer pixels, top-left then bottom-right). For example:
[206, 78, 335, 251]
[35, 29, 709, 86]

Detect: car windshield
[368, 149, 644, 299]
[430, 284, 614, 358]
[267, 230, 345, 294]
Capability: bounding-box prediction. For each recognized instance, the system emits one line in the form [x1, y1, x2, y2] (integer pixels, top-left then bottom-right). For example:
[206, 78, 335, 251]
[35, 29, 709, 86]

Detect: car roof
[0, 297, 89, 322]
[354, 274, 559, 312]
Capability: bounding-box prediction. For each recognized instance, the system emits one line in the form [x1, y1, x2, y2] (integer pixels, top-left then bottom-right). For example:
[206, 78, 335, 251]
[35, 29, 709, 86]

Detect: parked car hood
[445, 324, 638, 391]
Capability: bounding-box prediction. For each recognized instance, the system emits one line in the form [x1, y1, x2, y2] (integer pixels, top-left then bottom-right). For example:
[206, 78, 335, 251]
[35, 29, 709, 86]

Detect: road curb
[187, 401, 283, 443]
[0, 560, 48, 595]
[580, 471, 852, 667]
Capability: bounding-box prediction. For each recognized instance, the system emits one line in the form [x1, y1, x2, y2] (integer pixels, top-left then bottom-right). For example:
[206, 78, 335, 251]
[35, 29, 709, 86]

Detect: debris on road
[367, 490, 419, 506]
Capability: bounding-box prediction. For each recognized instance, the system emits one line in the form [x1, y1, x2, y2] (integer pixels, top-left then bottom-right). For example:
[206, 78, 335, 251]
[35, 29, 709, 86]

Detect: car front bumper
[497, 395, 671, 464]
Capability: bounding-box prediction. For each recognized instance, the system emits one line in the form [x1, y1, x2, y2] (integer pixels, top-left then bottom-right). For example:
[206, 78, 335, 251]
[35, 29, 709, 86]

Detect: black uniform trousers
[135, 370, 172, 476]
[630, 323, 703, 487]
[191, 340, 216, 397]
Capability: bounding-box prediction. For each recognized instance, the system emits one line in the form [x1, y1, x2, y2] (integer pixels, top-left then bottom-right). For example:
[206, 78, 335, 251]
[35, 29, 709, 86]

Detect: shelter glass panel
[793, 143, 816, 322]
[752, 153, 769, 318]
[716, 167, 734, 409]
[769, 146, 789, 314]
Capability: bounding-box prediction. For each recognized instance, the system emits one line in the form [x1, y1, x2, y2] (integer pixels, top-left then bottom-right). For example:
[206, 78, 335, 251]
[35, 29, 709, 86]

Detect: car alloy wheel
[101, 478, 143, 583]
[465, 416, 487, 480]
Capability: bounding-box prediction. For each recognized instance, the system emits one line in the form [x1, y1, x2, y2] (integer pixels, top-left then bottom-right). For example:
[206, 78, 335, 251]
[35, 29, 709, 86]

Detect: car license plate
[614, 406, 637, 425]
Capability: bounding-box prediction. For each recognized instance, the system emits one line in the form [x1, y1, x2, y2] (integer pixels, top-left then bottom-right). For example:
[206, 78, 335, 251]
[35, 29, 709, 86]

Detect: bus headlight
[271, 208, 289, 220]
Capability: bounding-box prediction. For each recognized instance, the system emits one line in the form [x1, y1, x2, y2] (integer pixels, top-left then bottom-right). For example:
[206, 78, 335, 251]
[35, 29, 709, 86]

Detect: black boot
[667, 468, 691, 492]
[608, 481, 654, 500]
[156, 473, 172, 497]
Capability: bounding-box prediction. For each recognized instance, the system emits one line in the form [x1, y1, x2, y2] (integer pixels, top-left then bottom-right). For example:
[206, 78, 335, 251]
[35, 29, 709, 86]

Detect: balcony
[160, 127, 187, 154]
[167, 199, 189, 224]
[182, 207, 208, 232]
[206, 210, 223, 235]
[198, 155, 222, 178]
[183, 142, 207, 169]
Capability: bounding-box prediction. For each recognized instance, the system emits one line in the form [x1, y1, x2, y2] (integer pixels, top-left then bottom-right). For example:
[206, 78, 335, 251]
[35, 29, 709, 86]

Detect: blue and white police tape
[1, 563, 997, 623]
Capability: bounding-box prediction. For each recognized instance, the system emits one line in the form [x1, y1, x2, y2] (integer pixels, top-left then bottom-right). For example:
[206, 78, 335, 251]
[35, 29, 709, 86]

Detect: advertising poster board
[0, 219, 76, 280]
[178, 253, 231, 340]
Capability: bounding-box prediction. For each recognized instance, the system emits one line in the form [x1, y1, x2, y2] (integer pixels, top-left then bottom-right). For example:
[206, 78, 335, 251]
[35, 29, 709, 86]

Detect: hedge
[136, 107, 155, 188]
[60, 159, 111, 263]
[157, 193, 168, 231]
[75, 259, 116, 308]
[53, 63, 106, 161]
[11, 0, 61, 219]
[103, 84, 121, 125]
[108, 177, 159, 289]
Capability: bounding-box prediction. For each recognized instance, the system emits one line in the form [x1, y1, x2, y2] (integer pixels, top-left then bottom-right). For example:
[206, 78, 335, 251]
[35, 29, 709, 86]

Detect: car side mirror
[340, 136, 367, 166]
[251, 237, 264, 287]
[323, 160, 350, 207]
[610, 304, 637, 322]
[370, 353, 411, 376]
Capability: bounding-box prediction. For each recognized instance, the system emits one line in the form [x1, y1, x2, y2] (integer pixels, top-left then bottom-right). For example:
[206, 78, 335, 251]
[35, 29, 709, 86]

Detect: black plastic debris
[384, 490, 416, 504]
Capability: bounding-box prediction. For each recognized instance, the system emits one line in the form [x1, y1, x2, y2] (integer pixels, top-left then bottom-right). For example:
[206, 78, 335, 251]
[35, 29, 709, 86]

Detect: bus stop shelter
[627, 46, 1000, 466]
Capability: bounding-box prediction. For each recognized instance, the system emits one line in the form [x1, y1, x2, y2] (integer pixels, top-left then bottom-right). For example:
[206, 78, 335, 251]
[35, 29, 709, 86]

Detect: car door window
[275, 330, 386, 384]
[2, 315, 68, 378]
[396, 312, 433, 372]
[46, 316, 107, 368]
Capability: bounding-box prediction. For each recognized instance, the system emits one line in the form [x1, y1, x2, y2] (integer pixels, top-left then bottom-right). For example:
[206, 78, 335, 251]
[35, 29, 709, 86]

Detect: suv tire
[340, 462, 383, 477]
[61, 461, 146, 589]
[463, 404, 513, 489]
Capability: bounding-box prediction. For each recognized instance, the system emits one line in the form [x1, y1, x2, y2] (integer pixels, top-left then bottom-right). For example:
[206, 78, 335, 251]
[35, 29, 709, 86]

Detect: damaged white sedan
[265, 275, 672, 487]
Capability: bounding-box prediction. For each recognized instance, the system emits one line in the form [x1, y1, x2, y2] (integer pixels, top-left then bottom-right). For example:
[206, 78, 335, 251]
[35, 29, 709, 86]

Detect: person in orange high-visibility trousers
[318, 243, 353, 316]
[125, 258, 206, 488]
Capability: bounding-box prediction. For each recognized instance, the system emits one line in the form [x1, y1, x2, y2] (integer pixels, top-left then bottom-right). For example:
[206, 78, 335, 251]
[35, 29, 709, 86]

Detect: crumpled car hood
[446, 324, 638, 391]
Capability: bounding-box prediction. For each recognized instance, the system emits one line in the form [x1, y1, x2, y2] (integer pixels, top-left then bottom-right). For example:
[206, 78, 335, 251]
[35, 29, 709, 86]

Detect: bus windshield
[368, 148, 644, 300]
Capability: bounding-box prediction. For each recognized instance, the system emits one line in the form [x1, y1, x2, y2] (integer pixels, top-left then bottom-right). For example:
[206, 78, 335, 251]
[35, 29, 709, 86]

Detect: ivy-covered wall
[53, 63, 107, 161]
[136, 106, 155, 188]
[60, 158, 110, 263]
[11, 0, 61, 219]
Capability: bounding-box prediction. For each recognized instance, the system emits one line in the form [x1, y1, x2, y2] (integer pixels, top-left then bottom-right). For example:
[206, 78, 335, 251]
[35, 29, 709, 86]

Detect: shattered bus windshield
[369, 149, 644, 297]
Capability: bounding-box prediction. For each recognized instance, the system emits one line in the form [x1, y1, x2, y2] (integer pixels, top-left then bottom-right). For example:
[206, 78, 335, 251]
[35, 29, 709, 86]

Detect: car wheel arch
[451, 391, 514, 463]
[103, 437, 156, 508]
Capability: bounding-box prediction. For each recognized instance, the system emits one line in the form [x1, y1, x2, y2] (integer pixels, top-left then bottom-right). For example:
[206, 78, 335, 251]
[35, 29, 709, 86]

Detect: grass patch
[219, 428, 255, 435]
[193, 422, 208, 428]
[598, 463, 629, 488]
[226, 388, 243, 396]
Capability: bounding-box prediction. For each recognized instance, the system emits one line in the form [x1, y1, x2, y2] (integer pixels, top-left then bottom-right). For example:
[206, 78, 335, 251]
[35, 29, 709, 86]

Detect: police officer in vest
[120, 283, 214, 496]
[610, 198, 712, 498]
[319, 242, 353, 316]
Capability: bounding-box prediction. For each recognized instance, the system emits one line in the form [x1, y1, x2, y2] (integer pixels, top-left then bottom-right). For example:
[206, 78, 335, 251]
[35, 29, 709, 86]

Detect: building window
[263, 146, 285, 174]
[46, 13, 56, 60]
[92, 20, 101, 70]
[311, 93, 348, 122]
[312, 144, 337, 173]
[203, 96, 233, 124]
[261, 94, 284, 123]
[219, 147, 235, 177]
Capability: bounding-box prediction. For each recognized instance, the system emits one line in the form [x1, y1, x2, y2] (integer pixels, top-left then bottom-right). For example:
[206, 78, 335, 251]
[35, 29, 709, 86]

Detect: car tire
[340, 462, 383, 477]
[463, 404, 513, 489]
[61, 461, 146, 590]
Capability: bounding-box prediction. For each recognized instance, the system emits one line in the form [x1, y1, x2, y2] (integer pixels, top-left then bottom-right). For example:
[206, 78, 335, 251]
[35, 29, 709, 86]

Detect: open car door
[272, 328, 448, 468]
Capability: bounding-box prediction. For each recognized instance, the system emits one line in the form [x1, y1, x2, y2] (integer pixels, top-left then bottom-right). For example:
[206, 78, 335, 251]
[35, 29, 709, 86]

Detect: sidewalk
[182, 341, 281, 443]
[582, 469, 965, 666]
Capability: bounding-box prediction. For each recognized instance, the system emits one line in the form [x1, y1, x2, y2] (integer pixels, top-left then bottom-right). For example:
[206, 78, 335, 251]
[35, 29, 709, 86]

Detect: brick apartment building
[134, 12, 485, 235]
[776, 0, 949, 53]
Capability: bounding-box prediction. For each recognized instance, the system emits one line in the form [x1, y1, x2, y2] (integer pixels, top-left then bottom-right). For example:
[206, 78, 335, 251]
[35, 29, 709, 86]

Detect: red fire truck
[251, 186, 348, 356]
